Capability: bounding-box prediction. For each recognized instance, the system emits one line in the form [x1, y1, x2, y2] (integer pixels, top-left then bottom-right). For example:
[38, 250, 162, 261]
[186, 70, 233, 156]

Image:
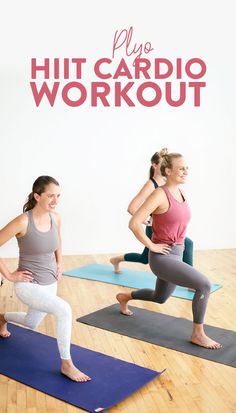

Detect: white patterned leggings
[5, 282, 72, 359]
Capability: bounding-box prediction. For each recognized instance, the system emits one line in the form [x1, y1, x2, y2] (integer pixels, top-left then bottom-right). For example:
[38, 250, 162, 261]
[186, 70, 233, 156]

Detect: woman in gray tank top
[0, 176, 91, 382]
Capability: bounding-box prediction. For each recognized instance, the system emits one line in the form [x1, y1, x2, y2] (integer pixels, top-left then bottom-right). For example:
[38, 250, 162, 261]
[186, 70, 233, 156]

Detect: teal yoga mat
[63, 264, 222, 300]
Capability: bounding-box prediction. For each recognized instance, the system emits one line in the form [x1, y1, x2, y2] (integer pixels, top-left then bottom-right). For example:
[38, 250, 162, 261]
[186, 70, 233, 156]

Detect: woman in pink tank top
[116, 152, 221, 350]
[110, 148, 194, 273]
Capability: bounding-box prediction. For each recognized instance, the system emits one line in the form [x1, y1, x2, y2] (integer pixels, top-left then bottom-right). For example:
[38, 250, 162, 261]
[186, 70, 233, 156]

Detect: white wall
[1, 0, 236, 257]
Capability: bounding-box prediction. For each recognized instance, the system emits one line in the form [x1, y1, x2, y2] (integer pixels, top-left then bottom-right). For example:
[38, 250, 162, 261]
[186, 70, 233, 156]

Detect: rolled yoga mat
[63, 263, 222, 300]
[0, 323, 163, 413]
[78, 304, 236, 368]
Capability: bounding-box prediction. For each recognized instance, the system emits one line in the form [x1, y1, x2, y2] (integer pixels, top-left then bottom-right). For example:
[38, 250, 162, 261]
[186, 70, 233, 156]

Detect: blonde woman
[116, 153, 221, 350]
[110, 149, 193, 273]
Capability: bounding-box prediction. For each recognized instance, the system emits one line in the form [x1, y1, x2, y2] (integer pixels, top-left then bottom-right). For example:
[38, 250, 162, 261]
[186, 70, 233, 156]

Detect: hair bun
[159, 148, 168, 157]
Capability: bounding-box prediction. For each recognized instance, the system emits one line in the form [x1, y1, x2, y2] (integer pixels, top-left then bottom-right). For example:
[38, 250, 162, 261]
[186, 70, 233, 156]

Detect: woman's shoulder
[149, 177, 158, 188]
[152, 185, 166, 195]
[50, 211, 61, 226]
[0, 213, 29, 240]
[141, 179, 157, 192]
[13, 212, 29, 227]
[148, 186, 167, 202]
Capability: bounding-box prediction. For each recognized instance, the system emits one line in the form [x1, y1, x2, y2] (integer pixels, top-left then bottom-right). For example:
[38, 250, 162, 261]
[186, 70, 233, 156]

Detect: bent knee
[26, 320, 41, 329]
[204, 280, 211, 293]
[154, 296, 168, 304]
[56, 300, 72, 318]
[199, 279, 211, 295]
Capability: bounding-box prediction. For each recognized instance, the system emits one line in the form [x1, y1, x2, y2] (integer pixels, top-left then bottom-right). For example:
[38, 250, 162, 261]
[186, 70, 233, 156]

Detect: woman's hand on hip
[8, 270, 33, 283]
[150, 243, 171, 254]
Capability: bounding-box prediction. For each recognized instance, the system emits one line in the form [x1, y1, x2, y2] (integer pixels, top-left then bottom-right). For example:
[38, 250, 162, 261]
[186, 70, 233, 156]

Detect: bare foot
[61, 360, 91, 382]
[116, 293, 133, 316]
[110, 257, 121, 273]
[0, 314, 11, 338]
[191, 333, 222, 349]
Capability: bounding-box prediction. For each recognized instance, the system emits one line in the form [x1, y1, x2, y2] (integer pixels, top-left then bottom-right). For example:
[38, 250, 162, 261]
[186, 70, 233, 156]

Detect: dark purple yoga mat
[0, 324, 163, 412]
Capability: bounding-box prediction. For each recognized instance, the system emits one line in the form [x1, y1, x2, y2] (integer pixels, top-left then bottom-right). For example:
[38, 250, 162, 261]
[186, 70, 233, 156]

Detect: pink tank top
[152, 185, 191, 245]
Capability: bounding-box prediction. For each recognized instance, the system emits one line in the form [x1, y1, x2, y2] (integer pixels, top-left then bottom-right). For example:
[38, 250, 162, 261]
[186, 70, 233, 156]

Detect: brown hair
[160, 153, 183, 177]
[23, 176, 59, 212]
[149, 148, 168, 179]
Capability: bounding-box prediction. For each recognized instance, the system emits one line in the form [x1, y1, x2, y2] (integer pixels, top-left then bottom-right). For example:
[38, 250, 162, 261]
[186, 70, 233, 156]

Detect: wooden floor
[0, 249, 236, 413]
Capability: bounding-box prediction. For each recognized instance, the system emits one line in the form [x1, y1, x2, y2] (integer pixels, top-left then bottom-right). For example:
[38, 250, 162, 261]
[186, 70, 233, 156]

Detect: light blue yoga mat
[63, 264, 222, 300]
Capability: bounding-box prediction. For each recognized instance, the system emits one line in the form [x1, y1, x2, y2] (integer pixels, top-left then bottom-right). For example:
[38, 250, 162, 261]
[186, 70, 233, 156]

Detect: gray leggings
[131, 245, 211, 324]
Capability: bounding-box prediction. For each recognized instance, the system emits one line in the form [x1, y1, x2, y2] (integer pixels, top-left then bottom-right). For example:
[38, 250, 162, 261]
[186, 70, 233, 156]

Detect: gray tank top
[17, 210, 59, 285]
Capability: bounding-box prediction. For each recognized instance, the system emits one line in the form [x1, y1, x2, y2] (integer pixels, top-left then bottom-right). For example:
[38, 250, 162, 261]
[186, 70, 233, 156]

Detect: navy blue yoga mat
[63, 263, 222, 300]
[0, 324, 162, 412]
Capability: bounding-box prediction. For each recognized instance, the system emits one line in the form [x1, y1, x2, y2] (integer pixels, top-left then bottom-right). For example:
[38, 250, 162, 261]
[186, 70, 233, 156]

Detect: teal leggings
[124, 226, 193, 266]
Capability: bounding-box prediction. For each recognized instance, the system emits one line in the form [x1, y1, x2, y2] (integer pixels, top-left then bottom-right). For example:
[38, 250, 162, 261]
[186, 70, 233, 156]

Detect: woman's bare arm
[0, 214, 33, 282]
[127, 180, 156, 215]
[129, 188, 171, 255]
